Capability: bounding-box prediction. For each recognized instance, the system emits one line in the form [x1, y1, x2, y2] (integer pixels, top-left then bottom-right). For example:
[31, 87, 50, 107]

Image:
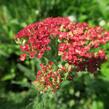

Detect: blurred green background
[0, 0, 109, 109]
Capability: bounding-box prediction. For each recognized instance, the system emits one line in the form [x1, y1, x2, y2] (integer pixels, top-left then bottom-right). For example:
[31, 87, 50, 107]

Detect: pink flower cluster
[16, 17, 109, 92]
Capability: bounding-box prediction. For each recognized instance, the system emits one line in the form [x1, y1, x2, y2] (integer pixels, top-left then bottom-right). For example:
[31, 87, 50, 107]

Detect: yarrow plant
[16, 17, 109, 93]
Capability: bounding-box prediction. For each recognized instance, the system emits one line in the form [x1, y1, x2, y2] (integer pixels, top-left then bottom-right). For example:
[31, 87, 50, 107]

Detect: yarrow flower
[16, 17, 70, 60]
[16, 17, 109, 92]
[32, 62, 72, 93]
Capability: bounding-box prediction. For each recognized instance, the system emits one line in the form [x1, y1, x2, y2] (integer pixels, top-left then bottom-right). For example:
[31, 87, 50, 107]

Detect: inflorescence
[16, 17, 109, 92]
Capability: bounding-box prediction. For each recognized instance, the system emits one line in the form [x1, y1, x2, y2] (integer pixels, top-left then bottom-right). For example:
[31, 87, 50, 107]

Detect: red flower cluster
[16, 17, 109, 64]
[16, 17, 109, 92]
[77, 50, 106, 73]
[57, 22, 109, 72]
[33, 62, 72, 92]
[16, 17, 70, 60]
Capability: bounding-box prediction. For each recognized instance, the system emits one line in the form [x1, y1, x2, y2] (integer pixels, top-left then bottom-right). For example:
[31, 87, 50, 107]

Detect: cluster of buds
[16, 17, 109, 92]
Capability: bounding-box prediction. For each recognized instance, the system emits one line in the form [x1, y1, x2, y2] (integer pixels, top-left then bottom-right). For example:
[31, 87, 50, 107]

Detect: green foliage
[0, 0, 109, 109]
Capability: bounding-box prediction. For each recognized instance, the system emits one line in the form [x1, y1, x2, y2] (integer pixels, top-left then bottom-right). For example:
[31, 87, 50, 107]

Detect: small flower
[19, 54, 26, 61]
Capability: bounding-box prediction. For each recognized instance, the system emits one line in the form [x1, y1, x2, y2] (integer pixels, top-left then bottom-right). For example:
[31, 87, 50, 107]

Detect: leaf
[17, 63, 35, 80]
[1, 72, 15, 81]
[60, 80, 70, 88]
[100, 61, 109, 81]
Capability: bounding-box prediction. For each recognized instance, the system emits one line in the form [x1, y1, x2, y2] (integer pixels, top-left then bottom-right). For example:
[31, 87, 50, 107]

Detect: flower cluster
[16, 17, 109, 92]
[33, 62, 72, 92]
[57, 23, 109, 72]
[77, 50, 106, 73]
[16, 17, 70, 60]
